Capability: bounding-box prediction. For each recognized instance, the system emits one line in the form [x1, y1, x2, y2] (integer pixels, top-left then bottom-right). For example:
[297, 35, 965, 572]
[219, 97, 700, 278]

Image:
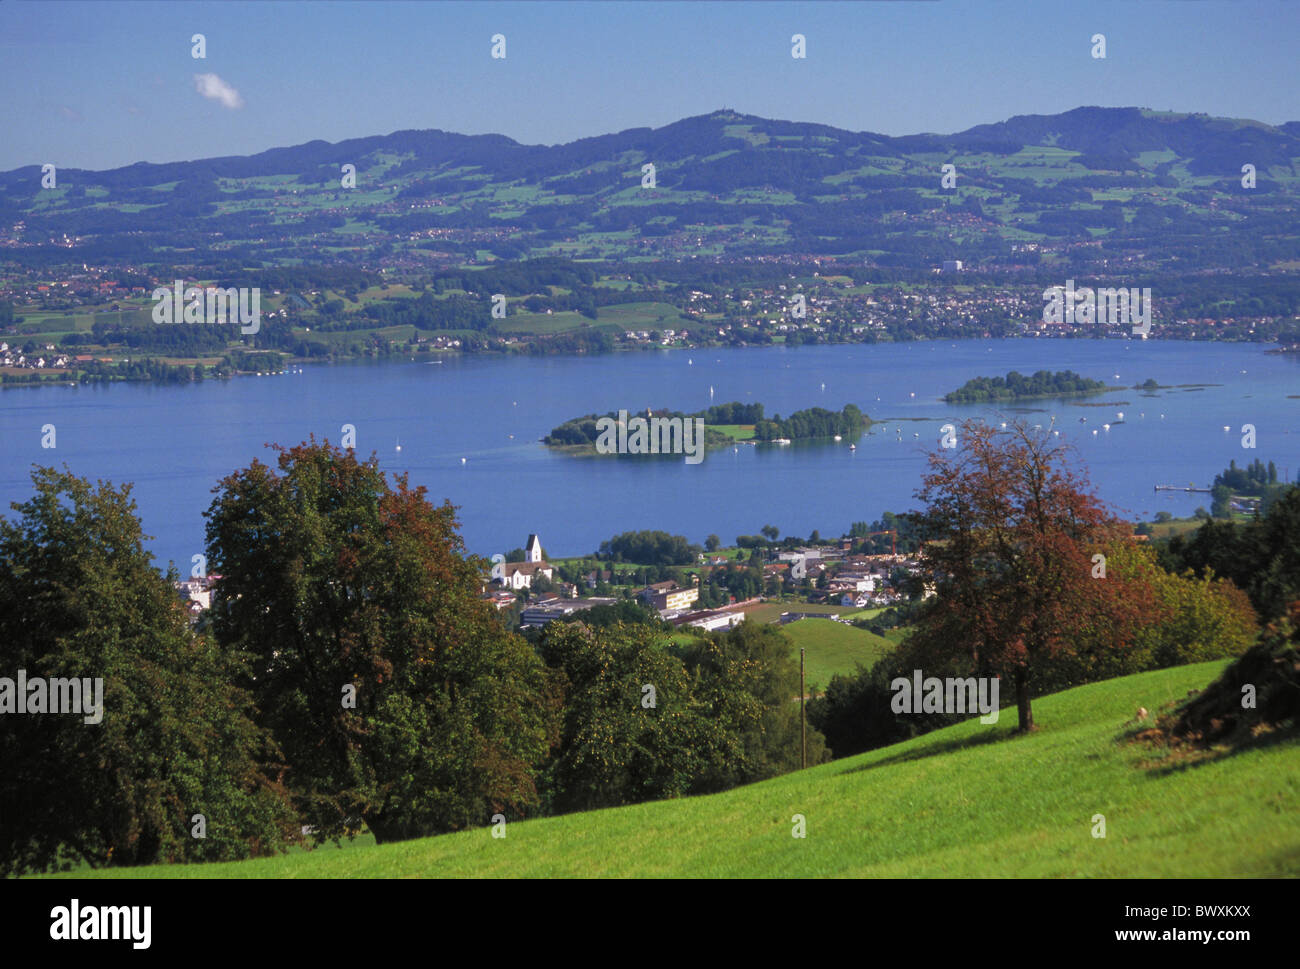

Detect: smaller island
[543, 401, 870, 459]
[944, 369, 1112, 404]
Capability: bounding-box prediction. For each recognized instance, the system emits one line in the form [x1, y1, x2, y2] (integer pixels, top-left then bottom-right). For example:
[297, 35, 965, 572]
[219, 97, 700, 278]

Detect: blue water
[1, 340, 1296, 570]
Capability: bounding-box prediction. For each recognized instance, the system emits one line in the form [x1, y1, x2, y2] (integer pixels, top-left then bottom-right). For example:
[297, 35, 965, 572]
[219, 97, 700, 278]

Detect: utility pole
[800, 647, 806, 769]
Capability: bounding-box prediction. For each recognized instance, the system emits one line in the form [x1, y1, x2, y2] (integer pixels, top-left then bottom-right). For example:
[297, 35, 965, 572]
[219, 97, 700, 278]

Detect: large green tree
[0, 467, 294, 875]
[204, 439, 559, 843]
[677, 620, 829, 785]
[538, 621, 707, 813]
[537, 618, 825, 813]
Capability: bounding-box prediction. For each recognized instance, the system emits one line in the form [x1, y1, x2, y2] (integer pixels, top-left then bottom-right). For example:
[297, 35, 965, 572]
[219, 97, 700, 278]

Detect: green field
[781, 618, 895, 688]
[595, 301, 690, 328]
[708, 424, 756, 441]
[48, 661, 1299, 877]
[739, 601, 865, 624]
[1144, 516, 1206, 540]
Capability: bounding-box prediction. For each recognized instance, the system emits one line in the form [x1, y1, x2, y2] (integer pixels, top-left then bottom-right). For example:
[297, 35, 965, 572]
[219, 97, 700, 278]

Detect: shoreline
[0, 336, 1284, 393]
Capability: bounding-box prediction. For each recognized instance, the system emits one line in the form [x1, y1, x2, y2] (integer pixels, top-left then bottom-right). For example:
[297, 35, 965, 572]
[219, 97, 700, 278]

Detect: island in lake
[543, 402, 870, 459]
[943, 370, 1114, 403]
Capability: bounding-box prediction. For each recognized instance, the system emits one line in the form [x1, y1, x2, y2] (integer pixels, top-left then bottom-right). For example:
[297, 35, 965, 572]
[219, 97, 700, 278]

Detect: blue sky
[2, 0, 1296, 171]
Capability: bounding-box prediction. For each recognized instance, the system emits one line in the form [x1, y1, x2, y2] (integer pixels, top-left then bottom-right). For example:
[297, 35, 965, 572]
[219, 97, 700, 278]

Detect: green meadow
[737, 601, 865, 625]
[45, 660, 1297, 878]
[781, 617, 894, 689]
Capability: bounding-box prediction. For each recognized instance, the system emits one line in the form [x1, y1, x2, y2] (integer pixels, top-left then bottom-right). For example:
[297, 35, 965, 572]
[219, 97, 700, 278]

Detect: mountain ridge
[3, 105, 1297, 272]
[7, 105, 1298, 178]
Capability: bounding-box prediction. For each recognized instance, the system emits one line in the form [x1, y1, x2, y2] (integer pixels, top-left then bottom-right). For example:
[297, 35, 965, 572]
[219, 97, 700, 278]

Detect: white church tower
[525, 534, 543, 563]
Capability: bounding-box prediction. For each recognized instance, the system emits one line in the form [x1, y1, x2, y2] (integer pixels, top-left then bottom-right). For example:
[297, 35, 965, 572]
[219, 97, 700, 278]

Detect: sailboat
[395, 438, 402, 452]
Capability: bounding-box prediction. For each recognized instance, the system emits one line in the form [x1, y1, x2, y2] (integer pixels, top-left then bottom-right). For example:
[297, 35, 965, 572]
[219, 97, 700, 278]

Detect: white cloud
[193, 73, 244, 109]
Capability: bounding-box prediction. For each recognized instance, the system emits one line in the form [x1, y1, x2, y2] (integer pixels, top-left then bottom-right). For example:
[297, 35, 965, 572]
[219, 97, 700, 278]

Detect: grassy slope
[52, 661, 1300, 878]
[782, 618, 894, 688]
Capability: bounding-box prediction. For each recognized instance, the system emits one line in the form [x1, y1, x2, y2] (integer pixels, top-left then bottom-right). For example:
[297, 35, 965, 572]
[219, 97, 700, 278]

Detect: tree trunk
[1015, 667, 1034, 732]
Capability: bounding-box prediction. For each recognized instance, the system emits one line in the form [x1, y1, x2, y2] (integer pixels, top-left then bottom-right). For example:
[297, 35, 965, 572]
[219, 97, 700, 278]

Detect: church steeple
[525, 534, 543, 563]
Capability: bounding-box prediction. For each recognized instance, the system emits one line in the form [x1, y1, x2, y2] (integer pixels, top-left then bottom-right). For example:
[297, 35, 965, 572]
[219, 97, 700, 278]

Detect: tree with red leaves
[906, 419, 1161, 731]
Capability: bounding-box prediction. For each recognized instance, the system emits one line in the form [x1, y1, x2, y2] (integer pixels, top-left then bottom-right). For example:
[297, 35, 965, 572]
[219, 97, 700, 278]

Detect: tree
[599, 530, 700, 566]
[537, 618, 828, 812]
[0, 467, 295, 875]
[677, 621, 828, 784]
[1210, 484, 1233, 518]
[705, 534, 721, 553]
[204, 439, 559, 844]
[537, 621, 706, 813]
[906, 420, 1161, 731]
[1033, 541, 1255, 692]
[811, 527, 1248, 760]
[1163, 484, 1300, 622]
[760, 524, 780, 543]
[555, 599, 661, 629]
[808, 660, 933, 759]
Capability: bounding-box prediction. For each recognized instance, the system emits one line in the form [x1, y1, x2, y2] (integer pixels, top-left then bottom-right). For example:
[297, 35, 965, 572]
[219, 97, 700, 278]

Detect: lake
[1, 339, 1296, 570]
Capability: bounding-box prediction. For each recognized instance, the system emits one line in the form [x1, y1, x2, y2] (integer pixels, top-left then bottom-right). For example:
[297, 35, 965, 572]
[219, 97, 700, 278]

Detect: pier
[1154, 485, 1211, 493]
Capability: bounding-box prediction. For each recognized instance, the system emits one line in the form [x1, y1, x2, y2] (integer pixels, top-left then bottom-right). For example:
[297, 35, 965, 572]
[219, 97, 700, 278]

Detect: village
[473, 532, 926, 634]
[171, 529, 927, 638]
